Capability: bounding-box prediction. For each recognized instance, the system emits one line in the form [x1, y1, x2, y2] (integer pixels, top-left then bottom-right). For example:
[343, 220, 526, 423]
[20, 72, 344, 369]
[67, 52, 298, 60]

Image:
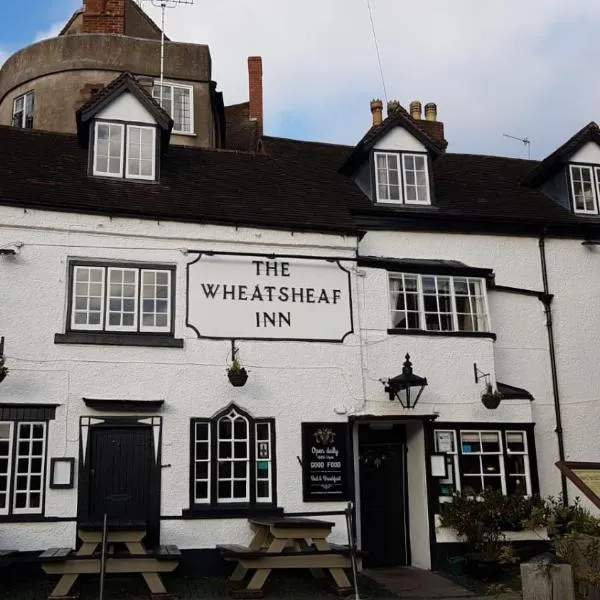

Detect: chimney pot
[387, 100, 402, 117]
[424, 102, 437, 122]
[248, 56, 264, 137]
[370, 99, 383, 127]
[409, 100, 422, 120]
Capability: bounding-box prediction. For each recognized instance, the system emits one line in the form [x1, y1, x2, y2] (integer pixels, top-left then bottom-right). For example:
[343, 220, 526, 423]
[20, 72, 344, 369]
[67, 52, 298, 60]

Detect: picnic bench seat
[39, 545, 182, 562]
[0, 549, 18, 568]
[218, 543, 354, 559]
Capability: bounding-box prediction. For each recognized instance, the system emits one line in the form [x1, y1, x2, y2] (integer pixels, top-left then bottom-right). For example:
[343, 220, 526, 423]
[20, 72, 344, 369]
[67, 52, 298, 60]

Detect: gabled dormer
[76, 72, 173, 182]
[522, 122, 600, 216]
[340, 100, 446, 207]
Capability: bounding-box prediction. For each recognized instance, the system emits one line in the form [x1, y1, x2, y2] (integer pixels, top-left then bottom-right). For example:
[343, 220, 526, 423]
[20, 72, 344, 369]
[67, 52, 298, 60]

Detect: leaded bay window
[389, 274, 489, 332]
[570, 165, 598, 214]
[152, 82, 193, 134]
[433, 427, 534, 507]
[0, 422, 47, 515]
[93, 121, 156, 181]
[12, 91, 34, 129]
[374, 151, 430, 205]
[70, 263, 173, 334]
[191, 405, 275, 508]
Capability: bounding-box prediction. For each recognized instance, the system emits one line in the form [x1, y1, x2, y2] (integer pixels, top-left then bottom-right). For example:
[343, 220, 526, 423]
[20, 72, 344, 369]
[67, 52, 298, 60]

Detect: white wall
[96, 91, 156, 124]
[570, 141, 600, 164]
[374, 127, 426, 153]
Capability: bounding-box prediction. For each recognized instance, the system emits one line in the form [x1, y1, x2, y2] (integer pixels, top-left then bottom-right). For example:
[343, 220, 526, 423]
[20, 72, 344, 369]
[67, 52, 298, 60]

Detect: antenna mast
[503, 133, 531, 159]
[148, 0, 194, 93]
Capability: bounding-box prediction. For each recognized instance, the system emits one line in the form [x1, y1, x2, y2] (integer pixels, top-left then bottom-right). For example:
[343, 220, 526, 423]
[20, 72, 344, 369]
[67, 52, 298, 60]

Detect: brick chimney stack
[248, 56, 263, 137]
[82, 0, 126, 34]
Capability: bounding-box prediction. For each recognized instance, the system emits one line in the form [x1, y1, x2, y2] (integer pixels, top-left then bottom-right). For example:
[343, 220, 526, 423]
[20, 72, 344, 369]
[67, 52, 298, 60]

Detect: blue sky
[2, 0, 600, 160]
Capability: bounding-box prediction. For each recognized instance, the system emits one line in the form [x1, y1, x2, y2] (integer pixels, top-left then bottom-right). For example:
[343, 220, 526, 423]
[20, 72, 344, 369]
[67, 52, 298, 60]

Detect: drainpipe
[539, 235, 568, 503]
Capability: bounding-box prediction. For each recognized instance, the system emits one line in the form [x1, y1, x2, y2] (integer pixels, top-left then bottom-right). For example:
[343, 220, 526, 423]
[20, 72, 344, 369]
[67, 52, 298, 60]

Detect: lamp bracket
[473, 363, 490, 384]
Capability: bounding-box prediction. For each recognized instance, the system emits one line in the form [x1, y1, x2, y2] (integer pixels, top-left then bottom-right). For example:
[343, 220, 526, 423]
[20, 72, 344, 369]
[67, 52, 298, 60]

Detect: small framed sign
[50, 458, 75, 489]
[556, 461, 600, 509]
[301, 422, 351, 502]
[431, 454, 448, 478]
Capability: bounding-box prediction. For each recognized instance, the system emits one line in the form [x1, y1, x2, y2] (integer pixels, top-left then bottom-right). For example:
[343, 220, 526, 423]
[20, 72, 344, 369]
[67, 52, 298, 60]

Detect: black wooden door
[359, 427, 409, 567]
[88, 426, 154, 523]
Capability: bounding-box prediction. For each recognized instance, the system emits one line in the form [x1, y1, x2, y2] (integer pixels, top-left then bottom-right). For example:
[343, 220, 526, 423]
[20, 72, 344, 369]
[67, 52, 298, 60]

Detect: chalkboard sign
[301, 422, 351, 502]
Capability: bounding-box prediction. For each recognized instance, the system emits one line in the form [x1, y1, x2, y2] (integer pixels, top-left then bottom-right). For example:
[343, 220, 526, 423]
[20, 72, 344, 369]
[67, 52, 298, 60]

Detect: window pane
[72, 267, 105, 330]
[13, 422, 46, 513]
[140, 270, 171, 331]
[376, 153, 400, 202]
[95, 123, 123, 176]
[126, 126, 154, 180]
[506, 432, 526, 453]
[106, 269, 138, 331]
[403, 153, 429, 204]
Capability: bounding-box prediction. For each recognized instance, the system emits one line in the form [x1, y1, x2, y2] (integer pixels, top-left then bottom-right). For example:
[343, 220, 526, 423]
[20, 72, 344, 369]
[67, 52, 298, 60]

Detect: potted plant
[0, 355, 7, 383]
[481, 382, 503, 409]
[440, 489, 518, 581]
[227, 358, 248, 387]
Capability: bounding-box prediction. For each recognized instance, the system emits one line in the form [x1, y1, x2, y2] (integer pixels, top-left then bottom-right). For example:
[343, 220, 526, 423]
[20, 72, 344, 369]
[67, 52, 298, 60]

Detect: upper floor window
[152, 82, 193, 134]
[191, 405, 275, 508]
[389, 273, 489, 332]
[12, 91, 34, 129]
[374, 152, 430, 205]
[70, 263, 173, 334]
[569, 164, 599, 214]
[93, 121, 156, 181]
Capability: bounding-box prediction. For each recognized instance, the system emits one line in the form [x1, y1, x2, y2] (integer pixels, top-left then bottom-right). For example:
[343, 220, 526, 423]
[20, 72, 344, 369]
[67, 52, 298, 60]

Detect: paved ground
[0, 564, 522, 599]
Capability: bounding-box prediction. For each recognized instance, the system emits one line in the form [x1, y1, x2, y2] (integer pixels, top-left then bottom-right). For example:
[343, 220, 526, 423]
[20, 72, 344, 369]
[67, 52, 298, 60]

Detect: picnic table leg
[230, 525, 273, 582]
[48, 541, 99, 598]
[245, 537, 288, 592]
[312, 539, 352, 590]
[124, 542, 170, 595]
[294, 539, 326, 580]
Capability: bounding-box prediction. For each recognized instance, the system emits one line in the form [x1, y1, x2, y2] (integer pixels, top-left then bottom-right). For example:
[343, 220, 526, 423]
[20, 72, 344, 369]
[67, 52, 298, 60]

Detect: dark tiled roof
[0, 127, 366, 235]
[522, 121, 600, 186]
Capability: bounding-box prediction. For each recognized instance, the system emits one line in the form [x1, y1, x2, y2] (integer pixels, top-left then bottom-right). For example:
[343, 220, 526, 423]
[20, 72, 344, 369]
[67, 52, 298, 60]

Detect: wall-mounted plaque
[187, 252, 353, 342]
[556, 461, 600, 509]
[302, 422, 351, 502]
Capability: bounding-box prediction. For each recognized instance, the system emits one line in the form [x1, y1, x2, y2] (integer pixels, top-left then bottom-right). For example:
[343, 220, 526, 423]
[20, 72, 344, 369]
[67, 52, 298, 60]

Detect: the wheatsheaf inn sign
[187, 252, 353, 341]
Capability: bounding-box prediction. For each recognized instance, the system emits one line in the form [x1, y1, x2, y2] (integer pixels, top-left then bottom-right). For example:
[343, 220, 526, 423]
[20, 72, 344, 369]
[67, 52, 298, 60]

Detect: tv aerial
[503, 133, 531, 159]
[146, 0, 195, 90]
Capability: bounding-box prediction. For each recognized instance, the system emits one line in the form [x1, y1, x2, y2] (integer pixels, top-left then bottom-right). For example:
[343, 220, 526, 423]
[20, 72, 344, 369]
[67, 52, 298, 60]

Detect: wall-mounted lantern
[382, 354, 428, 409]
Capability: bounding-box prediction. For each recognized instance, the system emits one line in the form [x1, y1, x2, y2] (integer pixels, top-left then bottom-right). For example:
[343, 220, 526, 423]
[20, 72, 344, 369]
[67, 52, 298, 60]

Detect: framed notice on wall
[301, 422, 351, 502]
[556, 461, 600, 509]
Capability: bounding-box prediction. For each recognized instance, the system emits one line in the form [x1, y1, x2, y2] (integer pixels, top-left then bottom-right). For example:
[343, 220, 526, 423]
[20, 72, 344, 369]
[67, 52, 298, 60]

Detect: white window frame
[70, 264, 173, 334]
[12, 91, 34, 129]
[570, 164, 599, 215]
[434, 428, 533, 500]
[217, 409, 250, 504]
[71, 266, 106, 331]
[93, 121, 125, 179]
[460, 430, 506, 495]
[191, 408, 275, 508]
[402, 153, 431, 205]
[0, 422, 15, 516]
[125, 125, 156, 181]
[152, 81, 194, 135]
[105, 267, 139, 332]
[389, 273, 490, 333]
[374, 152, 402, 204]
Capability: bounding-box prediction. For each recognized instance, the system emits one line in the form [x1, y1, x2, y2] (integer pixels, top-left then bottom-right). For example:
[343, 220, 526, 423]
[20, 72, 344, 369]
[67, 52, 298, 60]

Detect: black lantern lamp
[383, 354, 428, 409]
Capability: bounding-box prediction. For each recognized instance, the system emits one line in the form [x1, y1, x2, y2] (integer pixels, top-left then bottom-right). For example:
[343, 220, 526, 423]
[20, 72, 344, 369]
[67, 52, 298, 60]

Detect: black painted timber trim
[387, 329, 497, 341]
[82, 398, 165, 412]
[358, 256, 494, 279]
[179, 505, 284, 519]
[54, 332, 184, 348]
[0, 515, 76, 523]
[0, 404, 58, 420]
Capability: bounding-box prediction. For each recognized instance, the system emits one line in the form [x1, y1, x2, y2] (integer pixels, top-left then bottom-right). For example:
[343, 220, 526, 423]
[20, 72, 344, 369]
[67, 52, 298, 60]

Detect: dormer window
[92, 121, 156, 181]
[569, 164, 599, 214]
[12, 91, 34, 129]
[374, 151, 430, 205]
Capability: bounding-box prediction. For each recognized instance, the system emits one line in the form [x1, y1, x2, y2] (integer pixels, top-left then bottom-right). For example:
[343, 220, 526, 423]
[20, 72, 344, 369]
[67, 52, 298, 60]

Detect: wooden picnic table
[218, 516, 353, 597]
[40, 527, 180, 599]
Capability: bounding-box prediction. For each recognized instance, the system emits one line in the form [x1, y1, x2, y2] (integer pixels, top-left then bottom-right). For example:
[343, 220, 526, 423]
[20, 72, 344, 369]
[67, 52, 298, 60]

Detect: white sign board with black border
[187, 252, 354, 342]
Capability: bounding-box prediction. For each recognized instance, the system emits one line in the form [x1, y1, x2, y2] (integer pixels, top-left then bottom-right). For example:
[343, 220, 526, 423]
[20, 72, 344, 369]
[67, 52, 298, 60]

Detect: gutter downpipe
[539, 234, 568, 503]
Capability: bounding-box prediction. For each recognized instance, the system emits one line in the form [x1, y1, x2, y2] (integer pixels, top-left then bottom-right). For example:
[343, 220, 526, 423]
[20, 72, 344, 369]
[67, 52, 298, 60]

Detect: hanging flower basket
[227, 359, 248, 387]
[481, 382, 502, 409]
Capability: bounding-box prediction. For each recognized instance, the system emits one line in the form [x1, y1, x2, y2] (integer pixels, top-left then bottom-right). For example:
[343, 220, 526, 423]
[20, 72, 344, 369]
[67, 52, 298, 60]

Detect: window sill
[181, 504, 284, 519]
[0, 514, 76, 523]
[387, 329, 496, 341]
[54, 332, 184, 348]
[172, 131, 196, 137]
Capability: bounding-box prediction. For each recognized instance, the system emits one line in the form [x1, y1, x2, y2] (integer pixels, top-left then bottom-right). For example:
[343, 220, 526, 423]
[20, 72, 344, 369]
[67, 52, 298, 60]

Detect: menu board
[301, 422, 351, 502]
[556, 461, 600, 509]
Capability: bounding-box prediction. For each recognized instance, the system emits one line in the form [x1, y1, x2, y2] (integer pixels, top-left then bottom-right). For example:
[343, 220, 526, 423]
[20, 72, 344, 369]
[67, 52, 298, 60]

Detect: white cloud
[115, 1, 600, 156]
